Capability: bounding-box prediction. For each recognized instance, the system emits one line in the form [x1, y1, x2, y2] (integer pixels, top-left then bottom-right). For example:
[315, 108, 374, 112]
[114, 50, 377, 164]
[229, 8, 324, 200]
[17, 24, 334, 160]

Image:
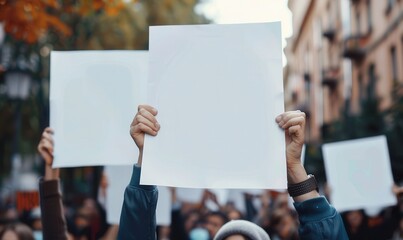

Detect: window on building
[387, 0, 395, 12]
[390, 46, 398, 82]
[367, 0, 372, 32]
[367, 64, 376, 99]
[358, 73, 365, 103]
[355, 11, 361, 35]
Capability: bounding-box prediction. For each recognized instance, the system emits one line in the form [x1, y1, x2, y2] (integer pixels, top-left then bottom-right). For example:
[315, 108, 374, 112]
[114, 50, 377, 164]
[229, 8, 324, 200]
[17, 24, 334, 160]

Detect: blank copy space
[323, 136, 396, 212]
[141, 23, 286, 189]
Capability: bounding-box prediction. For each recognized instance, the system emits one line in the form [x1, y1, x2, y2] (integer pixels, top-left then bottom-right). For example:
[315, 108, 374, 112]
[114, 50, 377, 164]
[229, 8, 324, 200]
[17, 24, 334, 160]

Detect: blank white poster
[156, 186, 172, 226]
[141, 22, 285, 189]
[323, 136, 396, 212]
[50, 51, 148, 167]
[104, 165, 132, 224]
[176, 188, 204, 203]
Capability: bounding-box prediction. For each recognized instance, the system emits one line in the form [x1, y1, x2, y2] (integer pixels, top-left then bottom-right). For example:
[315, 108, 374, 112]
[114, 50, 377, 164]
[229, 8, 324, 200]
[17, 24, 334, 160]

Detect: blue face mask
[189, 227, 210, 240]
[33, 231, 43, 240]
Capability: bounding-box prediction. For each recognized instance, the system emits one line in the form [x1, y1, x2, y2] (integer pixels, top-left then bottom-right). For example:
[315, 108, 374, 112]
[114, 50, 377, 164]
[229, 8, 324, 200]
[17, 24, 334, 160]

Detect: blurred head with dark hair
[270, 209, 298, 240]
[204, 211, 229, 239]
[0, 223, 34, 240]
[227, 209, 243, 221]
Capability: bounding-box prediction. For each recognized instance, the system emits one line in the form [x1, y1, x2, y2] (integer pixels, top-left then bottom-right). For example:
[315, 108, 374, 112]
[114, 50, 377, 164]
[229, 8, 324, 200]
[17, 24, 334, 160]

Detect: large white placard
[50, 51, 148, 167]
[322, 136, 396, 212]
[141, 22, 285, 189]
[156, 186, 172, 226]
[104, 165, 133, 224]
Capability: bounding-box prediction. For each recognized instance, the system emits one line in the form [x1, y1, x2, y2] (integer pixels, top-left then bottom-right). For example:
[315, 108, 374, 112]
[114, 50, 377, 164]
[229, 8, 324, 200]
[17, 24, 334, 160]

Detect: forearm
[287, 164, 320, 202]
[117, 165, 158, 240]
[44, 165, 60, 181]
[39, 179, 69, 240]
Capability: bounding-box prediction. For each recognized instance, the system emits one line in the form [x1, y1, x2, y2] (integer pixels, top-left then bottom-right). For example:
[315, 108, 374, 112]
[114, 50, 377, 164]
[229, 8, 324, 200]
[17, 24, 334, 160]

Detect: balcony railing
[322, 67, 340, 88]
[343, 34, 369, 61]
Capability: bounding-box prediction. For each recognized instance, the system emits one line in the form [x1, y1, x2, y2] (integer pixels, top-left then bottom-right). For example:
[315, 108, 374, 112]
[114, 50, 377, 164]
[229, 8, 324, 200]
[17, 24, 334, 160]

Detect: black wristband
[287, 174, 318, 197]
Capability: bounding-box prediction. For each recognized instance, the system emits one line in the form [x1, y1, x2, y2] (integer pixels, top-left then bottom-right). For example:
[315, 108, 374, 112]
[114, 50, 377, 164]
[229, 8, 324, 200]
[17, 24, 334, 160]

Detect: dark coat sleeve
[117, 165, 158, 240]
[294, 196, 349, 240]
[39, 178, 69, 240]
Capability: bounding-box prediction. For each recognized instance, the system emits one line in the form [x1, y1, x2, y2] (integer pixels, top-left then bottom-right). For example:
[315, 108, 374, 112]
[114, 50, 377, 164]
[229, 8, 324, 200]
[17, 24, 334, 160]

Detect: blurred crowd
[0, 175, 403, 240]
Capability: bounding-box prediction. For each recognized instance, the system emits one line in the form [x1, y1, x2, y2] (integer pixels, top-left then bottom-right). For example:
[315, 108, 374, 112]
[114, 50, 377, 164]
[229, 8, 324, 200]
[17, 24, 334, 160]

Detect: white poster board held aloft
[322, 136, 396, 212]
[50, 51, 148, 167]
[104, 165, 133, 224]
[141, 22, 285, 189]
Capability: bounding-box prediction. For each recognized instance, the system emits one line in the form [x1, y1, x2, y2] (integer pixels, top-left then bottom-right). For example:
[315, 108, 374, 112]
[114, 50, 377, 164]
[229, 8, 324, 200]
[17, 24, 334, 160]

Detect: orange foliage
[0, 0, 137, 44]
[0, 0, 71, 44]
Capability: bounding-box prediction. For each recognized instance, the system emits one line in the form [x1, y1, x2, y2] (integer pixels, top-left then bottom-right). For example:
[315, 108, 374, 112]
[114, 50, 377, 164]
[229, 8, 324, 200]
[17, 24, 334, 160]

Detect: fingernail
[275, 116, 281, 123]
[278, 121, 283, 126]
[155, 123, 160, 129]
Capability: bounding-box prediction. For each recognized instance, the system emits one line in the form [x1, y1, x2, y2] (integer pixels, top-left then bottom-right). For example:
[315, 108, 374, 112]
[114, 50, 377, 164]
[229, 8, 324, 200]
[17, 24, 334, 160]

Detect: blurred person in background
[37, 127, 70, 240]
[0, 222, 34, 240]
[203, 211, 228, 239]
[28, 207, 42, 240]
[37, 127, 113, 240]
[342, 210, 370, 240]
[390, 216, 403, 240]
[226, 209, 243, 221]
[341, 184, 403, 240]
[269, 209, 298, 240]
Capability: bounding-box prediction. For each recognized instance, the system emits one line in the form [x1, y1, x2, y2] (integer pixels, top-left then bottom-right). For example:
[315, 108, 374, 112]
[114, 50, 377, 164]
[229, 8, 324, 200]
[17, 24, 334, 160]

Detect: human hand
[37, 127, 59, 180]
[38, 127, 54, 166]
[276, 111, 305, 167]
[276, 111, 308, 184]
[392, 184, 403, 196]
[130, 105, 160, 165]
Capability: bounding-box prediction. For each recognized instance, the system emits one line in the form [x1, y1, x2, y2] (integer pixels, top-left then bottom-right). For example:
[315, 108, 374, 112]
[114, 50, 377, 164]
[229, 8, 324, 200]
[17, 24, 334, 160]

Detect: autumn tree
[0, 0, 209, 195]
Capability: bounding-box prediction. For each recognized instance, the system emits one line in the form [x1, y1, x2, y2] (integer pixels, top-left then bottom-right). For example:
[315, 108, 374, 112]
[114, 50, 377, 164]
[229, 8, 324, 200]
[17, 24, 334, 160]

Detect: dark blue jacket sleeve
[117, 165, 158, 240]
[294, 196, 349, 240]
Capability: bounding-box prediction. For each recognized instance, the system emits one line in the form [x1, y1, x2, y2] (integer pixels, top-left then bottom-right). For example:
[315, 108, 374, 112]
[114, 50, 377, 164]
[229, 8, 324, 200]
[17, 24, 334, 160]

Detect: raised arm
[117, 105, 160, 240]
[276, 111, 349, 239]
[37, 127, 69, 240]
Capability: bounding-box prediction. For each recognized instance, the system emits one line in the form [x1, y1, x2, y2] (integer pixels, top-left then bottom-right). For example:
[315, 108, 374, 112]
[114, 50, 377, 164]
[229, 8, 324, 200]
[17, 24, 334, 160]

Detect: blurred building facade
[285, 0, 403, 143]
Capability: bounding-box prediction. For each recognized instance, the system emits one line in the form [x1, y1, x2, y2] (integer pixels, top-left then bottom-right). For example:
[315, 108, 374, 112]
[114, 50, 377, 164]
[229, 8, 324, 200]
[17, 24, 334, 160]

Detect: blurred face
[225, 235, 247, 240]
[227, 210, 242, 221]
[275, 214, 297, 238]
[205, 215, 225, 238]
[346, 211, 363, 228]
[1, 230, 18, 240]
[184, 212, 199, 233]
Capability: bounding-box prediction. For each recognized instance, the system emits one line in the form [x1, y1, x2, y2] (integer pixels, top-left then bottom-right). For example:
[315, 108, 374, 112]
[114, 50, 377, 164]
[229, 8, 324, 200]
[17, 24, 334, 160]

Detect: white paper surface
[322, 136, 396, 212]
[50, 51, 148, 167]
[104, 165, 133, 224]
[176, 188, 204, 203]
[156, 186, 172, 226]
[141, 22, 285, 189]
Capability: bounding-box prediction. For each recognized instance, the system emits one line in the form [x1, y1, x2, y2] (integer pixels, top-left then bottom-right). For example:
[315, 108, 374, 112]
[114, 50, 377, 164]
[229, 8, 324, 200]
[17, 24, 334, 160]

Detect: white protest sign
[104, 165, 133, 224]
[50, 51, 148, 167]
[141, 22, 285, 189]
[156, 186, 172, 226]
[323, 136, 396, 212]
[176, 188, 204, 203]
